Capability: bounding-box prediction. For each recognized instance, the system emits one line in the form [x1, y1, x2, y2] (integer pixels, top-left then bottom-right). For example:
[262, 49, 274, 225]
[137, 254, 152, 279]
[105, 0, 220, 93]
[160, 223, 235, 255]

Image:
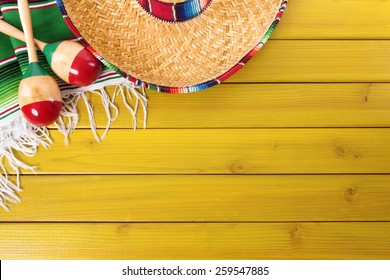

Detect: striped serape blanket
[0, 0, 147, 210]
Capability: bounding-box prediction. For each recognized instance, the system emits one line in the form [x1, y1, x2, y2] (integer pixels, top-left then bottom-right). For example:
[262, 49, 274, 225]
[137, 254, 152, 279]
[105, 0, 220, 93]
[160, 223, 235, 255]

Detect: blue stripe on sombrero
[55, 0, 288, 94]
[137, 0, 210, 22]
[175, 0, 202, 22]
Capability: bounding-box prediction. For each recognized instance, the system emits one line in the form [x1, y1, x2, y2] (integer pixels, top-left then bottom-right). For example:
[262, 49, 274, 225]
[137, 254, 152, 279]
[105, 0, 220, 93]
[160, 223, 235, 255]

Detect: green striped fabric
[0, 29, 20, 122]
[0, 0, 126, 125]
[0, 0, 146, 210]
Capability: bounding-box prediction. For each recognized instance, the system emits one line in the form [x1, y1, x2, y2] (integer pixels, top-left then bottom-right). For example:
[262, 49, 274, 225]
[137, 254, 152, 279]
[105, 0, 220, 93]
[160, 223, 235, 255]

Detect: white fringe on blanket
[0, 80, 147, 211]
[0, 117, 51, 210]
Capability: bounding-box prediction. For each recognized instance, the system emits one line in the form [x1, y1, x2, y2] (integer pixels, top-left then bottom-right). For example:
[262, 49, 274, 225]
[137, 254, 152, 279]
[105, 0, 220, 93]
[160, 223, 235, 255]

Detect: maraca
[0, 19, 102, 86]
[17, 0, 62, 126]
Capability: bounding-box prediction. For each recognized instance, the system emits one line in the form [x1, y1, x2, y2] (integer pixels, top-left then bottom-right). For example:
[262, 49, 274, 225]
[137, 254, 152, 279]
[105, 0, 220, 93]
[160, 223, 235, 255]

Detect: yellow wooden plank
[55, 42, 390, 93]
[74, 84, 390, 128]
[2, 175, 390, 222]
[274, 1, 390, 39]
[16, 128, 390, 174]
[229, 40, 390, 83]
[1, 223, 389, 259]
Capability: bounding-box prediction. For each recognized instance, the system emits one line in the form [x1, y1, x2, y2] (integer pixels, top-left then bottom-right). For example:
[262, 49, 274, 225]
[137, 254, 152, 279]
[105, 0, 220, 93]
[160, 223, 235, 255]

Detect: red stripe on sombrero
[140, 0, 174, 21]
[152, 0, 174, 21]
[137, 0, 211, 22]
[218, 64, 243, 82]
[128, 76, 138, 85]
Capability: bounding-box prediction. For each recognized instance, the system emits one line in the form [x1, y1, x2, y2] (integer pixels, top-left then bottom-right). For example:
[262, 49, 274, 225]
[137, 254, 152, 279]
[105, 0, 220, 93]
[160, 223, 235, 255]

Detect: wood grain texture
[2, 0, 389, 261]
[15, 128, 390, 174]
[274, 1, 390, 39]
[229, 40, 390, 83]
[74, 84, 390, 129]
[1, 175, 390, 222]
[53, 41, 390, 85]
[1, 223, 390, 259]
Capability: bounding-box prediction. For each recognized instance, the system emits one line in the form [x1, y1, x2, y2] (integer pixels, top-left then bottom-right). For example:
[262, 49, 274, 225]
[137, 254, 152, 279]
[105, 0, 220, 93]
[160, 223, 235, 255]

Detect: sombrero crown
[57, 0, 287, 93]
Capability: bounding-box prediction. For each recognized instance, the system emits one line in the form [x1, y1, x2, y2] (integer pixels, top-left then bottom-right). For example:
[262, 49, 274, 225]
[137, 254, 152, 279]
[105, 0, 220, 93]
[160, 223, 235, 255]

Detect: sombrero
[56, 0, 287, 93]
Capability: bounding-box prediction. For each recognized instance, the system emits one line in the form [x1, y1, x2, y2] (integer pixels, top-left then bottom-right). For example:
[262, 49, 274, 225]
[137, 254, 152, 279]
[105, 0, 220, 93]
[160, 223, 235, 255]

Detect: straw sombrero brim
[56, 0, 287, 93]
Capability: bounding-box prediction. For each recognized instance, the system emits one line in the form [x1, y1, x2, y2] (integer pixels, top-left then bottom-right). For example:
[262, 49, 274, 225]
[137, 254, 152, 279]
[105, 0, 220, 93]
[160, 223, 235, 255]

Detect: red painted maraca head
[43, 41, 102, 87]
[19, 62, 62, 126]
[69, 47, 102, 86]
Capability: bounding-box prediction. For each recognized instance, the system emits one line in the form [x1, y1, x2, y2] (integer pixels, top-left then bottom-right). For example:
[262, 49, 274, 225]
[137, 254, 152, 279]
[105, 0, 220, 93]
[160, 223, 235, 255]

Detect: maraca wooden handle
[16, 0, 63, 127]
[17, 0, 38, 63]
[0, 20, 46, 50]
[0, 18, 102, 86]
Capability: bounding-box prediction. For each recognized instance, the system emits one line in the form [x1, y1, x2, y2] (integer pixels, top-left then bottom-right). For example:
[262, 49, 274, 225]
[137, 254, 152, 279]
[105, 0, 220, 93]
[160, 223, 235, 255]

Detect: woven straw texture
[61, 0, 281, 87]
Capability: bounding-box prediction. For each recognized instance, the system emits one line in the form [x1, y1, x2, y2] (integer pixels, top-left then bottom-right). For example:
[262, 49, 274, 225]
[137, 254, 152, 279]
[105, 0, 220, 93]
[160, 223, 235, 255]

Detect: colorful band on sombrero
[137, 0, 211, 22]
[56, 0, 288, 94]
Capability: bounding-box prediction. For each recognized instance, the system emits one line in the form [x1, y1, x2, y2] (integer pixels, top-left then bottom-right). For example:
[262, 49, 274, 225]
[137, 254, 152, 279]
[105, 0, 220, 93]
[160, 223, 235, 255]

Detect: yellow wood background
[1, 0, 390, 259]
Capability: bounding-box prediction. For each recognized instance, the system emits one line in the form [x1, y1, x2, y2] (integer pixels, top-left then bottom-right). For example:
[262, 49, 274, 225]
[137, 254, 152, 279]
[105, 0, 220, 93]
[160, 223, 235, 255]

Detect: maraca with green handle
[17, 0, 62, 126]
[0, 19, 102, 87]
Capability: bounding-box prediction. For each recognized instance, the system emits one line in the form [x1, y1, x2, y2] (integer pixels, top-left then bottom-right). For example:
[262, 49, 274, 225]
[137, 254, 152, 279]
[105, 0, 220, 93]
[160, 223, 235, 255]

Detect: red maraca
[43, 40, 102, 86]
[0, 20, 102, 86]
[17, 0, 62, 126]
